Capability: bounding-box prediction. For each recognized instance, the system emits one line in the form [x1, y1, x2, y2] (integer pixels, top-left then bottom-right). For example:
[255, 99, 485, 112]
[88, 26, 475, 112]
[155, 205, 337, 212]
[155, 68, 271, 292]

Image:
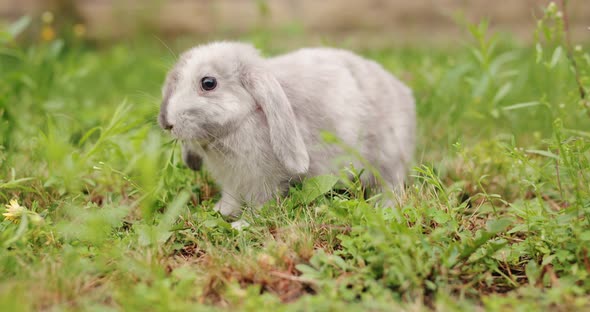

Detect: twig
[554, 150, 564, 201]
[269, 271, 318, 285]
[559, 0, 589, 113]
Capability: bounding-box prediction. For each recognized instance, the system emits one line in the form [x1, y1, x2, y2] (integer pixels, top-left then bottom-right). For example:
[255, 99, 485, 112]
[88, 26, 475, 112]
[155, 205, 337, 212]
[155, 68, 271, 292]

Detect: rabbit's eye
[201, 77, 217, 91]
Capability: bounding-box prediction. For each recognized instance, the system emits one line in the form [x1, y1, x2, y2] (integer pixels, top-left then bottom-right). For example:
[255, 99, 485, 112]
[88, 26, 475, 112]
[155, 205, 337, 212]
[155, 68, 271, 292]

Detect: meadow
[1, 5, 590, 311]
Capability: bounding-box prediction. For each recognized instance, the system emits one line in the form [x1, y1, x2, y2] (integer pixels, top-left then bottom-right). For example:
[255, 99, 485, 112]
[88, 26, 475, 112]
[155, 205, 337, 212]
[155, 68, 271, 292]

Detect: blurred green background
[1, 0, 589, 44]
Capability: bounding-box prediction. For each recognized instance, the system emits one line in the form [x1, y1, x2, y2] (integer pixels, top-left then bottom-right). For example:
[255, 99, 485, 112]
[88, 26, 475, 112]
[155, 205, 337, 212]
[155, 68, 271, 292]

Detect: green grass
[1, 12, 590, 311]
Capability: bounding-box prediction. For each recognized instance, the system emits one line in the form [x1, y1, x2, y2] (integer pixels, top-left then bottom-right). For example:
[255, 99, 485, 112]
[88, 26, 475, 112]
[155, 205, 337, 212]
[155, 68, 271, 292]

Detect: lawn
[1, 8, 590, 312]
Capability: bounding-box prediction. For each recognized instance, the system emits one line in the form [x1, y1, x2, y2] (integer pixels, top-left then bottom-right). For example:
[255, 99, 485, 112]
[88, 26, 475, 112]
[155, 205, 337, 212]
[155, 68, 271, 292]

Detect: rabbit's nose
[158, 114, 174, 130]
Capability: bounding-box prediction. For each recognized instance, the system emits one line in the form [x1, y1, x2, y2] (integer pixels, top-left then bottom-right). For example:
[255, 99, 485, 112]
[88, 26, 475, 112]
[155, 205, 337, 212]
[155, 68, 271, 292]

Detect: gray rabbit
[159, 42, 415, 219]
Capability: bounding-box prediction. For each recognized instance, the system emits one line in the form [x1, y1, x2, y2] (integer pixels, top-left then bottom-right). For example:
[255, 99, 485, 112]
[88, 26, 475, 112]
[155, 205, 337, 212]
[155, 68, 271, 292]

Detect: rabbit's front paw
[231, 219, 250, 230]
[213, 193, 242, 218]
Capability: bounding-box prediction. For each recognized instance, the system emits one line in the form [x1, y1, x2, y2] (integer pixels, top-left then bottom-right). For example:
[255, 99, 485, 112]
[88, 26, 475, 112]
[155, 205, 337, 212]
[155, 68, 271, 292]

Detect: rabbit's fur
[159, 42, 415, 217]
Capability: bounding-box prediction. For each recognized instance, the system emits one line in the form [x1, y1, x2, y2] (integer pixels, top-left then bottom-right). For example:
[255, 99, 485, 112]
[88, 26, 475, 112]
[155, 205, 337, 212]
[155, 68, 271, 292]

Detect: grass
[1, 8, 590, 311]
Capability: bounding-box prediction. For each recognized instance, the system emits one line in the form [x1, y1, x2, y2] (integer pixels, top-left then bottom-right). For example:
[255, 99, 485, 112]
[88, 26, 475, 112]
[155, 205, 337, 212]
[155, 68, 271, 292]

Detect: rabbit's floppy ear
[241, 66, 309, 174]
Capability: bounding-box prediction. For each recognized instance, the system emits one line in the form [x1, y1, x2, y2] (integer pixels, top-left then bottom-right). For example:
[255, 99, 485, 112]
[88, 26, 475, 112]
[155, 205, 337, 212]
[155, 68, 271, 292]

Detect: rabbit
[159, 41, 415, 219]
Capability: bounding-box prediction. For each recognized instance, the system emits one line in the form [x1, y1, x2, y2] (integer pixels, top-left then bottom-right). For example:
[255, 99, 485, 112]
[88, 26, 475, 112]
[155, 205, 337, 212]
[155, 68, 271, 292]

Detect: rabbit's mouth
[173, 125, 229, 149]
[171, 113, 228, 143]
[195, 138, 212, 149]
[172, 106, 257, 148]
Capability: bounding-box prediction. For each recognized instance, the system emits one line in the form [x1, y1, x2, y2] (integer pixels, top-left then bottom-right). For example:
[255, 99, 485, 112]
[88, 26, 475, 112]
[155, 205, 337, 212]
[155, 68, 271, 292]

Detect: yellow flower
[73, 24, 86, 38]
[41, 26, 56, 42]
[41, 11, 54, 24]
[3, 199, 25, 223]
[2, 199, 43, 225]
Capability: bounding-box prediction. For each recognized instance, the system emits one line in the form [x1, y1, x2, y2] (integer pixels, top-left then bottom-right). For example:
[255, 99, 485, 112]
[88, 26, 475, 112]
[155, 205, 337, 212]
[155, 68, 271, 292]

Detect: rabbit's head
[159, 42, 309, 174]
